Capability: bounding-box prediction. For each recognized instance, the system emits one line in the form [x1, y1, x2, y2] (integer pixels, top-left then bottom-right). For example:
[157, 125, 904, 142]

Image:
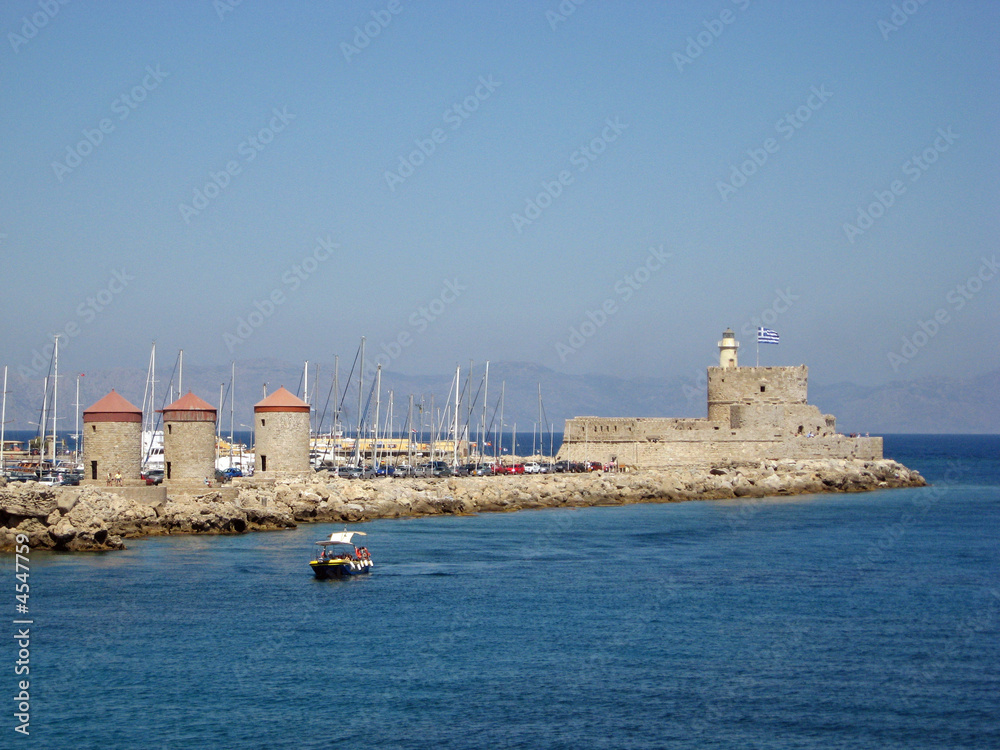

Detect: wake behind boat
[309, 530, 373, 579]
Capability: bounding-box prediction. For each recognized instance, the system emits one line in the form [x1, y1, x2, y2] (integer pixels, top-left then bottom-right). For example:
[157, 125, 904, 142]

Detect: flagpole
[756, 330, 760, 367]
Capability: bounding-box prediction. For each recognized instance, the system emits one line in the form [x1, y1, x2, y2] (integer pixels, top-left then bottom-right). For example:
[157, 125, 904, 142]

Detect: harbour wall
[1, 456, 923, 551]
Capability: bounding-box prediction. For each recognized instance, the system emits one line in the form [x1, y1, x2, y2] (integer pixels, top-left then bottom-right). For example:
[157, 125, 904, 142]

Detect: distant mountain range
[4, 359, 996, 435]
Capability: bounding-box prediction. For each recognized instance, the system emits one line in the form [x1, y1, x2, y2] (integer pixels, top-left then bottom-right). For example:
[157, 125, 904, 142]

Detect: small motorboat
[309, 530, 373, 579]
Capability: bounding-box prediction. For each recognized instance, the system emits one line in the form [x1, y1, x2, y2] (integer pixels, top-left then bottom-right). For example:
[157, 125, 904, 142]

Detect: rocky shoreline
[0, 458, 926, 552]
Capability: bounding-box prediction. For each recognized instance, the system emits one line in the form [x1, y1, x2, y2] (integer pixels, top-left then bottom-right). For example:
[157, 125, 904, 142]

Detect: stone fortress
[556, 329, 882, 468]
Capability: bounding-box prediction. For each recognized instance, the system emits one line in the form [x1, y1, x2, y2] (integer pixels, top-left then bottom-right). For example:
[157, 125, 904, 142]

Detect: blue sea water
[10, 435, 1000, 749]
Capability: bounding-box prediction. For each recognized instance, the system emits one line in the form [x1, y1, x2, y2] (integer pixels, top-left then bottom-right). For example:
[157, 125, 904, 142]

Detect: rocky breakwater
[0, 458, 925, 552]
[0, 481, 297, 552]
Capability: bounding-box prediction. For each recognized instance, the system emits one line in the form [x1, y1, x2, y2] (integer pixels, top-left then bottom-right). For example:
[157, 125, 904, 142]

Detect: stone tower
[718, 328, 739, 369]
[82, 390, 142, 485]
[159, 392, 217, 485]
[253, 386, 310, 476]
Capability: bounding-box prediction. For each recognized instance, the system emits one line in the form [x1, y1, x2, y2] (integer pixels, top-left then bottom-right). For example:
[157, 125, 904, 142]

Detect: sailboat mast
[230, 361, 235, 444]
[150, 343, 155, 435]
[498, 381, 505, 463]
[538, 383, 543, 459]
[481, 361, 489, 462]
[39, 376, 48, 466]
[51, 334, 60, 466]
[453, 365, 461, 467]
[0, 365, 7, 475]
[217, 382, 224, 463]
[357, 337, 365, 449]
[333, 354, 340, 436]
[74, 373, 81, 465]
[429, 394, 435, 463]
[406, 394, 414, 468]
[374, 365, 381, 467]
[178, 348, 183, 395]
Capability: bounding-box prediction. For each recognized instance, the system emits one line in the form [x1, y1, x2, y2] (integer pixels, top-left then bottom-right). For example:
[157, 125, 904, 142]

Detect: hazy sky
[2, 0, 997, 389]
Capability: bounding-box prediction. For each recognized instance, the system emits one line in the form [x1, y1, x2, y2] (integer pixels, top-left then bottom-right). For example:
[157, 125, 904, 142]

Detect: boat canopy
[316, 530, 367, 546]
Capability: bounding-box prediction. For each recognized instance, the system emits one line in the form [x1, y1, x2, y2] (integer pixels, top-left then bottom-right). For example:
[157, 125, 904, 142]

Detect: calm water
[12, 435, 1000, 749]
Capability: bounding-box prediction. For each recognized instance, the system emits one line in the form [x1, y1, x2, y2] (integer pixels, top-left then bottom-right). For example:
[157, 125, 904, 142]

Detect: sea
[8, 434, 1000, 749]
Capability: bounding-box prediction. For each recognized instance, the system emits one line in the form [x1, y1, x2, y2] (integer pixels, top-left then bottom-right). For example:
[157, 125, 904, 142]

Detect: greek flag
[757, 327, 780, 344]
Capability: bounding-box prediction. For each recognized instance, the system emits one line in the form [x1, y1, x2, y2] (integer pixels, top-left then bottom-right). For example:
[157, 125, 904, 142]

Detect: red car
[492, 463, 524, 475]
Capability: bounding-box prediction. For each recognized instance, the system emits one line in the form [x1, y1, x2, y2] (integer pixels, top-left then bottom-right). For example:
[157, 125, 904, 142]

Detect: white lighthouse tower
[718, 328, 739, 369]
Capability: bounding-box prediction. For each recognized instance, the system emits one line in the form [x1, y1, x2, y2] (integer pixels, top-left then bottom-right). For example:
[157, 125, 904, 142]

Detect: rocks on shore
[0, 458, 925, 552]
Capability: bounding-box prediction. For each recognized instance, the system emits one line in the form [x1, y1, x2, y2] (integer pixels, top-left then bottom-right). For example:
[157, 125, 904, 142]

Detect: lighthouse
[718, 328, 739, 369]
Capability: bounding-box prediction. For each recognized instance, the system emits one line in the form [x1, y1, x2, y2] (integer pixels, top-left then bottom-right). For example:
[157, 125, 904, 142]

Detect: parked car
[494, 463, 525, 475]
[144, 469, 164, 485]
[59, 472, 82, 486]
[429, 461, 453, 478]
[335, 466, 362, 479]
[522, 462, 541, 474]
[222, 467, 243, 479]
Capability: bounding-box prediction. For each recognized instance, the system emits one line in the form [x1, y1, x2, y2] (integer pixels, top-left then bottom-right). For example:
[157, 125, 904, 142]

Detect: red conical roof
[83, 389, 142, 423]
[254, 386, 310, 413]
[159, 391, 217, 422]
[161, 391, 216, 412]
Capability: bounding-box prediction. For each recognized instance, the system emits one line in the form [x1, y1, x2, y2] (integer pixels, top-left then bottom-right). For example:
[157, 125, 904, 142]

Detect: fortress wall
[563, 417, 721, 443]
[707, 366, 808, 423]
[556, 436, 883, 467]
[728, 403, 835, 438]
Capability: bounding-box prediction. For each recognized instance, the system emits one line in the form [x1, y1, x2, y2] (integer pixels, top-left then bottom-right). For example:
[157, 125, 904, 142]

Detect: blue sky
[1, 0, 997, 388]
